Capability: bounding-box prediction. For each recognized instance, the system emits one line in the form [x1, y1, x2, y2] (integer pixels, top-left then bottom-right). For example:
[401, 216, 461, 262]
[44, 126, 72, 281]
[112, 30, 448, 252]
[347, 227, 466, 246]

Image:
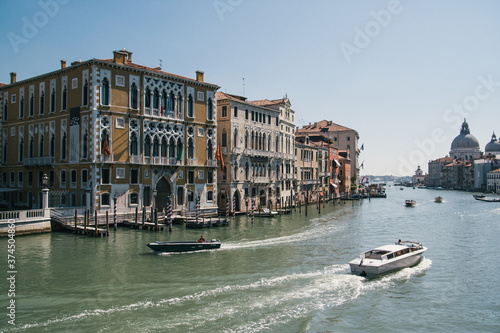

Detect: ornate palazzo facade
[0, 50, 219, 214]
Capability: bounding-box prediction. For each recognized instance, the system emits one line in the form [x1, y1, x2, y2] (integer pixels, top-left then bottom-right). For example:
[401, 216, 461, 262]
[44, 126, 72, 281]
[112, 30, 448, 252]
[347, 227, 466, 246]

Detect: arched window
[233, 129, 238, 148]
[207, 139, 213, 160]
[167, 92, 174, 112]
[130, 132, 138, 155]
[39, 134, 44, 157]
[187, 94, 194, 117]
[29, 136, 34, 158]
[188, 138, 194, 158]
[62, 132, 67, 160]
[245, 163, 249, 180]
[153, 89, 159, 109]
[83, 80, 89, 106]
[177, 139, 183, 160]
[82, 130, 88, 158]
[50, 89, 56, 112]
[161, 137, 167, 157]
[144, 136, 151, 156]
[50, 134, 55, 157]
[62, 86, 67, 110]
[161, 89, 167, 115]
[207, 97, 213, 120]
[130, 82, 138, 109]
[19, 139, 24, 162]
[19, 96, 24, 118]
[145, 87, 151, 108]
[245, 131, 248, 148]
[153, 136, 159, 157]
[40, 92, 45, 115]
[221, 129, 227, 147]
[101, 78, 109, 105]
[177, 93, 183, 117]
[168, 137, 175, 158]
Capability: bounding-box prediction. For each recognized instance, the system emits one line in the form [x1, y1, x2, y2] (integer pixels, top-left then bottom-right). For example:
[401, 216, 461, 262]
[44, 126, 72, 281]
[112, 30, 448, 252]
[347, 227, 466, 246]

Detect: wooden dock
[121, 220, 165, 231]
[53, 221, 109, 237]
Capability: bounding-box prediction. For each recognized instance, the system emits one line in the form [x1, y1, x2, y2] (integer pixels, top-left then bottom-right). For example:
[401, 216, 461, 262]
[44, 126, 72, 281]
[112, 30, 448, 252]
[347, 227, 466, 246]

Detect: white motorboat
[349, 241, 427, 277]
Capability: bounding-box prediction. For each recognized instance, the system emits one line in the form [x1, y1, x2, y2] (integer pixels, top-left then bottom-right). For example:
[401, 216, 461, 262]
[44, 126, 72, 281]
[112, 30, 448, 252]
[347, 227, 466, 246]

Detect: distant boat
[253, 208, 279, 217]
[400, 187, 404, 190]
[434, 196, 443, 203]
[405, 200, 416, 207]
[473, 194, 500, 202]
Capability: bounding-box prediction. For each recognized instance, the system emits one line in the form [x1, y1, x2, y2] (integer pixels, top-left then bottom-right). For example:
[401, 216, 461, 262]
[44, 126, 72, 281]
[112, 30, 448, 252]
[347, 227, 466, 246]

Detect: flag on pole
[103, 135, 111, 156]
[216, 145, 224, 173]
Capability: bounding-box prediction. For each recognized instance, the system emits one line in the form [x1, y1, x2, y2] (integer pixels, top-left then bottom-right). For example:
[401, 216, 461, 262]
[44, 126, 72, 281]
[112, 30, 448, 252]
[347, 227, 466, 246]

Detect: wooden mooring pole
[106, 211, 109, 235]
[74, 210, 77, 234]
[94, 210, 98, 237]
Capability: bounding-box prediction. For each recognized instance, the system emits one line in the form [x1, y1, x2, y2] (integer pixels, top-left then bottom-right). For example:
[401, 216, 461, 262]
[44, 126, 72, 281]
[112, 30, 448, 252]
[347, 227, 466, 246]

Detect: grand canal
[1, 186, 500, 332]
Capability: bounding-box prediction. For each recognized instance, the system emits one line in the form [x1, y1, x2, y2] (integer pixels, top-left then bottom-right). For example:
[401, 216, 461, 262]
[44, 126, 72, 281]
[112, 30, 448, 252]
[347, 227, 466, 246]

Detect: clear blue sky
[1, 0, 499, 176]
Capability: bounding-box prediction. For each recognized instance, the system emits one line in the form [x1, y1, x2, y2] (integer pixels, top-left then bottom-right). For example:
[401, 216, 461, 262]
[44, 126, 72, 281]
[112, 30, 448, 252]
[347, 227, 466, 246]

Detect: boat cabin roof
[372, 244, 408, 253]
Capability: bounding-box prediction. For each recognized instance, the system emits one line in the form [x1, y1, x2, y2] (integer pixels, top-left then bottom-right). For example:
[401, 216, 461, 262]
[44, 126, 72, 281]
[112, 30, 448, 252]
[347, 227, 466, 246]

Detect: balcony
[143, 156, 179, 166]
[232, 147, 242, 155]
[23, 156, 55, 166]
[207, 159, 217, 167]
[274, 152, 283, 159]
[130, 155, 142, 164]
[187, 158, 198, 166]
[253, 176, 270, 184]
[98, 154, 114, 163]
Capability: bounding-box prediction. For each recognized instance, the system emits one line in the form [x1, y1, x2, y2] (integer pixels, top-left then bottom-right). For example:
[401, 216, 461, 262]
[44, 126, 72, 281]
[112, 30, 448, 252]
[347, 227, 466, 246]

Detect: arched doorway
[259, 189, 266, 208]
[155, 177, 171, 212]
[233, 190, 241, 212]
[218, 192, 227, 214]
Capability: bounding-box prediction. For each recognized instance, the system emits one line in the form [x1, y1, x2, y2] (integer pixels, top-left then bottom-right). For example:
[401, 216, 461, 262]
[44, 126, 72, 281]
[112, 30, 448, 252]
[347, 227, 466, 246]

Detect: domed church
[449, 119, 482, 160]
[485, 132, 500, 156]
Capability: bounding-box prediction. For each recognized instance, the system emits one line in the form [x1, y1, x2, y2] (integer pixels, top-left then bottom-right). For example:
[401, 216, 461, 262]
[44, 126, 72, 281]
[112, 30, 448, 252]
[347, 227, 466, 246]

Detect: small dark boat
[405, 200, 416, 207]
[473, 194, 500, 202]
[147, 239, 221, 253]
[434, 196, 443, 203]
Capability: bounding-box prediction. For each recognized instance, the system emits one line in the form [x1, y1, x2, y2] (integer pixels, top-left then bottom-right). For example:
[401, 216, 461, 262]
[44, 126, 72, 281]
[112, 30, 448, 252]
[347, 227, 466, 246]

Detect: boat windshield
[364, 250, 390, 260]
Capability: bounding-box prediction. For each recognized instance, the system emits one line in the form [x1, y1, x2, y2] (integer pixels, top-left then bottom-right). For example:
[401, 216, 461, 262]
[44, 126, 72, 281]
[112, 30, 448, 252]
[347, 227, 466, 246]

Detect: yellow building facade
[0, 50, 219, 215]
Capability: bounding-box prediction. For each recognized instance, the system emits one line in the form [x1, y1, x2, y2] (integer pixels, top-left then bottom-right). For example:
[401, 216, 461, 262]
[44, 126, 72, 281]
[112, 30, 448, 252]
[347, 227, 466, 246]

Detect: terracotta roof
[297, 120, 355, 133]
[0, 83, 6, 87]
[490, 168, 500, 173]
[431, 156, 453, 163]
[216, 91, 246, 102]
[249, 98, 289, 107]
[216, 91, 278, 112]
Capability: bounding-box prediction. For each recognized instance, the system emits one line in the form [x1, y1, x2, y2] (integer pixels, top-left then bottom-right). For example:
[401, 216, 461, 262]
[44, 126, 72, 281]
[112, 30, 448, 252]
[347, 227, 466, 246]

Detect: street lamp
[42, 173, 49, 189]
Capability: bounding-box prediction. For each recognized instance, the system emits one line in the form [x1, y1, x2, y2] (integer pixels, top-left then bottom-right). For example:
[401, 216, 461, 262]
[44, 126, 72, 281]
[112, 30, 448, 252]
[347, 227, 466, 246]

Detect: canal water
[1, 186, 500, 332]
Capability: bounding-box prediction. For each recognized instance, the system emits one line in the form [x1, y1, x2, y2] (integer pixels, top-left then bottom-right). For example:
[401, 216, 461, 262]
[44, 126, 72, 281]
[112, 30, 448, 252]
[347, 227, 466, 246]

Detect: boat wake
[13, 259, 432, 332]
[221, 215, 344, 250]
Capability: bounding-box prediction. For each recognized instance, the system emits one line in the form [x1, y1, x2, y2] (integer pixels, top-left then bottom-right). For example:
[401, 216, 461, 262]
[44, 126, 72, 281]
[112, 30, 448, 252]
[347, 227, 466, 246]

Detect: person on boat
[396, 239, 402, 245]
[197, 235, 205, 243]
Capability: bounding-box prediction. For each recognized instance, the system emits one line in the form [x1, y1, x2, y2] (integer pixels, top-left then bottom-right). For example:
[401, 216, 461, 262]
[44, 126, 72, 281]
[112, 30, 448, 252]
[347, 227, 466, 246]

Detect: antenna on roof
[159, 59, 162, 70]
[242, 78, 245, 97]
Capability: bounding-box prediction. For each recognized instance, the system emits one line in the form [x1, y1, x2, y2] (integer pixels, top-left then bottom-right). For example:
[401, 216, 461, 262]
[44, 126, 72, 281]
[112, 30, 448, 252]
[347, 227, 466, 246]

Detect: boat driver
[198, 235, 206, 243]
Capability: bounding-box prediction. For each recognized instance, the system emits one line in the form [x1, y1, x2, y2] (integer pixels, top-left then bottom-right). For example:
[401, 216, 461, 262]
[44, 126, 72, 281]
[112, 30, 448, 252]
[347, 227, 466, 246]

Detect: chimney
[10, 72, 16, 84]
[61, 60, 66, 69]
[113, 50, 127, 64]
[113, 49, 132, 64]
[196, 70, 204, 82]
